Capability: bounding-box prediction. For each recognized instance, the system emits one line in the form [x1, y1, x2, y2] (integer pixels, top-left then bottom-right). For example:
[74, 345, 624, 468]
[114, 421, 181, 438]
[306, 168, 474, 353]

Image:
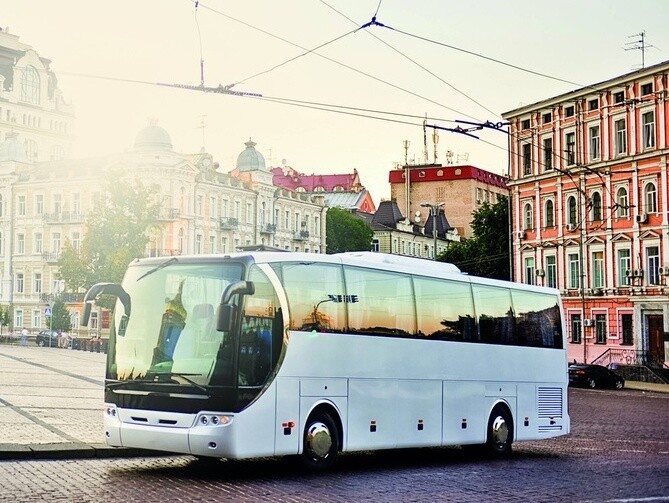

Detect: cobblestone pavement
[0, 343, 668, 501]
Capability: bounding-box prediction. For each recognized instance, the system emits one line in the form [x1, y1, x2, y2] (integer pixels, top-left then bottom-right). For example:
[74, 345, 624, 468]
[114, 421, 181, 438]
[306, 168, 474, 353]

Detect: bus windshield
[107, 260, 243, 387]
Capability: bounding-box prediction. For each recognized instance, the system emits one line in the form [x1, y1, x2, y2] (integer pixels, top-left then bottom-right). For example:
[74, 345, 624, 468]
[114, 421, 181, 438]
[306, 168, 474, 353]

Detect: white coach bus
[83, 251, 569, 470]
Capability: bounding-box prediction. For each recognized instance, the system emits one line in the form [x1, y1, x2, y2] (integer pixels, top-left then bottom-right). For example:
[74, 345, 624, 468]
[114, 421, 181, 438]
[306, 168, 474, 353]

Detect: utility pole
[421, 202, 444, 260]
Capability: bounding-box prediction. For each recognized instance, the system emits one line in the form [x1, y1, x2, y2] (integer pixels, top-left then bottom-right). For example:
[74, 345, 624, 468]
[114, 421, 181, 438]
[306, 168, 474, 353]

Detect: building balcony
[43, 212, 84, 224]
[219, 217, 239, 230]
[294, 230, 310, 241]
[41, 252, 61, 263]
[260, 224, 276, 235]
[157, 208, 180, 220]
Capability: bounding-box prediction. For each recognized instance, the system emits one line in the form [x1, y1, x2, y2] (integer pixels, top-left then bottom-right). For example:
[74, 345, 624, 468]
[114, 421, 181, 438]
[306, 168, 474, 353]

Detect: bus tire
[484, 404, 513, 457]
[299, 410, 339, 471]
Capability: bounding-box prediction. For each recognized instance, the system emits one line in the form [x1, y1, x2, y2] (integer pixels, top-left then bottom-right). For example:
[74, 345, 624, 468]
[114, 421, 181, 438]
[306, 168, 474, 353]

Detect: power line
[319, 0, 500, 119]
[191, 0, 482, 121]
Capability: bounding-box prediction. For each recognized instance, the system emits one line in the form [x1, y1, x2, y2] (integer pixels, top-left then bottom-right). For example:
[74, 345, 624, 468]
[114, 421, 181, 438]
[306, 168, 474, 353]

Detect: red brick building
[388, 164, 508, 238]
[503, 61, 669, 369]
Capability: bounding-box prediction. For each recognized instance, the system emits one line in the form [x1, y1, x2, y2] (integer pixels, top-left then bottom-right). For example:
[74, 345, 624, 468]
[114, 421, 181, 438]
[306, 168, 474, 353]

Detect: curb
[0, 443, 169, 461]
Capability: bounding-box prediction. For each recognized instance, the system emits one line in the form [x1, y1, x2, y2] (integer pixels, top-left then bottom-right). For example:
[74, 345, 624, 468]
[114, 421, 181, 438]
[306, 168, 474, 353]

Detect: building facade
[271, 165, 376, 213]
[0, 29, 74, 162]
[389, 163, 508, 238]
[503, 61, 669, 368]
[364, 200, 460, 259]
[0, 128, 326, 336]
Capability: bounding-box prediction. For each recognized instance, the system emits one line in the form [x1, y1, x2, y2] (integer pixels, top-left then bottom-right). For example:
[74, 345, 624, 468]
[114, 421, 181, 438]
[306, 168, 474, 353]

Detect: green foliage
[58, 177, 162, 291]
[439, 197, 510, 280]
[326, 207, 374, 254]
[49, 297, 72, 332]
[0, 305, 11, 335]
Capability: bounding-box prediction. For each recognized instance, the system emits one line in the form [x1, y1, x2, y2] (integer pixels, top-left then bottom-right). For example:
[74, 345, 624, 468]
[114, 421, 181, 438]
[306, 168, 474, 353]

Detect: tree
[439, 197, 510, 280]
[48, 297, 72, 333]
[58, 176, 162, 291]
[326, 208, 374, 254]
[0, 305, 10, 336]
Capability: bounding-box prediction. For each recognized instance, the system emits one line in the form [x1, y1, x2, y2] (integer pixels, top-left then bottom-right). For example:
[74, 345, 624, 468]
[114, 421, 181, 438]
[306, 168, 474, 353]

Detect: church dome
[133, 124, 173, 151]
[236, 139, 266, 172]
[0, 132, 29, 162]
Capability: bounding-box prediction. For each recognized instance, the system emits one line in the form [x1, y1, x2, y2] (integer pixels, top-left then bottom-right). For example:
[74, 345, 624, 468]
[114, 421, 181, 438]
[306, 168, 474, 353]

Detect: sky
[4, 0, 669, 205]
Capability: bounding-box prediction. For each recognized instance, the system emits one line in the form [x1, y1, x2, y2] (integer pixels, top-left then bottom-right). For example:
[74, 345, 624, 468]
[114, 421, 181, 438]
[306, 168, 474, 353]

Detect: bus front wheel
[299, 410, 339, 471]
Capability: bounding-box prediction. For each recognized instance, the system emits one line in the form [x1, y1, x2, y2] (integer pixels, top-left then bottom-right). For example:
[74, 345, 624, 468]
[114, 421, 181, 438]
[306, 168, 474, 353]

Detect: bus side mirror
[217, 304, 237, 332]
[216, 281, 254, 332]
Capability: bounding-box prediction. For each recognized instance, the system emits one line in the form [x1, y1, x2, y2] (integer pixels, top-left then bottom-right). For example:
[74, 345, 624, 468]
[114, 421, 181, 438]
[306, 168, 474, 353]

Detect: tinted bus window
[471, 284, 514, 344]
[344, 266, 415, 337]
[414, 277, 475, 341]
[276, 262, 347, 333]
[511, 290, 563, 349]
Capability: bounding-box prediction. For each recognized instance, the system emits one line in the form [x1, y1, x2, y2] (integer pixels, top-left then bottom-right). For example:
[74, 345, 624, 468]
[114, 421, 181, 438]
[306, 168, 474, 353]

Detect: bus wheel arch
[485, 401, 514, 457]
[298, 403, 342, 471]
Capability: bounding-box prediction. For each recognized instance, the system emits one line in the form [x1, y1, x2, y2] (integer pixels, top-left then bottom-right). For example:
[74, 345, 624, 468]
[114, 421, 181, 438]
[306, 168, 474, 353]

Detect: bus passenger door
[274, 378, 300, 455]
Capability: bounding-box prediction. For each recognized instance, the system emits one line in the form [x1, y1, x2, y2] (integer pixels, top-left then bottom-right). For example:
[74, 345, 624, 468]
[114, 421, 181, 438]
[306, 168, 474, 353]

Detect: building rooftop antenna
[624, 31, 654, 69]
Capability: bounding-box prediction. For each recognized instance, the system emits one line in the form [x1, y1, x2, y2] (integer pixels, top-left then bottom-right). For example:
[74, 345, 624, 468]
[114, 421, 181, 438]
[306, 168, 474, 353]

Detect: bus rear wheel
[299, 410, 339, 471]
[485, 405, 513, 457]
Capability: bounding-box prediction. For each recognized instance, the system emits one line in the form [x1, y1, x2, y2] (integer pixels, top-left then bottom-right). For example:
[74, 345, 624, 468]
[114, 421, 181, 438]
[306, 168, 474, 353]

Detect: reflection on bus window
[238, 265, 283, 386]
[414, 277, 475, 341]
[275, 262, 347, 333]
[344, 266, 415, 337]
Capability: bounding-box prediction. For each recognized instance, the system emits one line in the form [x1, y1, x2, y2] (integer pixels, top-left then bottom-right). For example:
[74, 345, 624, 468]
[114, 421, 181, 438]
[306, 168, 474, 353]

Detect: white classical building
[0, 125, 327, 335]
[0, 28, 75, 162]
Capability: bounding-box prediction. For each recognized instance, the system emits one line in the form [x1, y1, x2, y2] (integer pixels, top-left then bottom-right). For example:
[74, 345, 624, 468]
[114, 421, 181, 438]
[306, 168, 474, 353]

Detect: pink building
[503, 61, 669, 372]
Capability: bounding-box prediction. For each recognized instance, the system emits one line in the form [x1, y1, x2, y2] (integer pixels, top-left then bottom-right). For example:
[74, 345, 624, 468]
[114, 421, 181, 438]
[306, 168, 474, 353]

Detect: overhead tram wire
[190, 0, 482, 121]
[319, 0, 501, 120]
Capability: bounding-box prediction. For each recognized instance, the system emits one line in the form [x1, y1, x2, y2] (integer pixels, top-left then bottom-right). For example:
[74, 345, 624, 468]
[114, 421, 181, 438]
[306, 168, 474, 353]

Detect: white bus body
[88, 252, 569, 470]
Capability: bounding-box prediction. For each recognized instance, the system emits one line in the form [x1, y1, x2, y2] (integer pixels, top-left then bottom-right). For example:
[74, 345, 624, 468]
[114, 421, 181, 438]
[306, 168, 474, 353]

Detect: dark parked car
[35, 330, 59, 347]
[569, 364, 625, 389]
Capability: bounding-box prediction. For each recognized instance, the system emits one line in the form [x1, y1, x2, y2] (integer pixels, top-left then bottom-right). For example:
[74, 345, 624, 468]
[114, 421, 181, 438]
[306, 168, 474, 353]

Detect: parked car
[569, 364, 625, 389]
[35, 330, 59, 347]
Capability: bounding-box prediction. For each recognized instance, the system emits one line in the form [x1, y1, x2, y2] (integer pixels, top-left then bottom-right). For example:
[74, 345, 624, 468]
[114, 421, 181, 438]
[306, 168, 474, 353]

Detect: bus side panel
[226, 383, 277, 459]
[394, 380, 442, 448]
[347, 379, 398, 451]
[442, 381, 487, 446]
[274, 377, 300, 456]
[515, 383, 537, 441]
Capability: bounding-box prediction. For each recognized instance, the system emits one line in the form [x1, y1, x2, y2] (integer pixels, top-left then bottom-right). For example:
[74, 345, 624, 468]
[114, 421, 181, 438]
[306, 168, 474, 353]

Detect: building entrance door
[646, 315, 664, 366]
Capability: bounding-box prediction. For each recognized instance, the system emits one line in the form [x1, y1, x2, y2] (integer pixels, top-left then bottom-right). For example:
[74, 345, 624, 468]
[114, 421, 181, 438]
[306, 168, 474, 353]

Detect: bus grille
[537, 387, 563, 418]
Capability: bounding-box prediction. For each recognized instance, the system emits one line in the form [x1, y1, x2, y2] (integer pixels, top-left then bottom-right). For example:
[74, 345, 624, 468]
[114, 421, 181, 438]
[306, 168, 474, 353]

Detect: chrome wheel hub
[491, 415, 509, 449]
[305, 421, 332, 459]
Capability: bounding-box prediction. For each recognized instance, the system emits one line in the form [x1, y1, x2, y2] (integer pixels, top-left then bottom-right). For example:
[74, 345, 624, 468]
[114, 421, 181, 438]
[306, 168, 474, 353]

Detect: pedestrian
[20, 327, 28, 346]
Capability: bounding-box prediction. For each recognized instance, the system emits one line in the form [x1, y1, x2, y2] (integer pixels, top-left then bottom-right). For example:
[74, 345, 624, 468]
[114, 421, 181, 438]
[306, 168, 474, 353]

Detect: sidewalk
[0, 343, 164, 460]
[1, 343, 668, 461]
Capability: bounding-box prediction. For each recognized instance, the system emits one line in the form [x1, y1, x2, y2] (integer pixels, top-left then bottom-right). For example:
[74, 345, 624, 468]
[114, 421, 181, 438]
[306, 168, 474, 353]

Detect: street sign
[44, 307, 52, 316]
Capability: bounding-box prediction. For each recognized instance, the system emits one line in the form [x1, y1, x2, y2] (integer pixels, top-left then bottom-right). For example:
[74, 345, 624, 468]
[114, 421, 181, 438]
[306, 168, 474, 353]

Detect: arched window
[616, 187, 629, 218]
[545, 200, 554, 227]
[644, 182, 657, 213]
[21, 65, 40, 104]
[591, 192, 602, 221]
[0, 194, 3, 217]
[523, 203, 533, 230]
[567, 196, 577, 225]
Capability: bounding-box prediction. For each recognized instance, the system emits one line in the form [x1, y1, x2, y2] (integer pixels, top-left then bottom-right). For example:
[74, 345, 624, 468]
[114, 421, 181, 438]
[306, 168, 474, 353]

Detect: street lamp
[421, 202, 445, 260]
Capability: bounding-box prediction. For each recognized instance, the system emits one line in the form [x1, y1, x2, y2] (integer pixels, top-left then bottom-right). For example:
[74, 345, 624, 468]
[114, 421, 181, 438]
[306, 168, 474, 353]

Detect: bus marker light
[417, 419, 424, 431]
[461, 418, 467, 429]
[524, 417, 529, 427]
[370, 420, 377, 433]
[208, 442, 217, 449]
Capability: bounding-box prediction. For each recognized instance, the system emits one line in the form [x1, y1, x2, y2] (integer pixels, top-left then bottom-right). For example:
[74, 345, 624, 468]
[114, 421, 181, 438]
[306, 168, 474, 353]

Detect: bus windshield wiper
[150, 372, 209, 394]
[137, 257, 178, 281]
